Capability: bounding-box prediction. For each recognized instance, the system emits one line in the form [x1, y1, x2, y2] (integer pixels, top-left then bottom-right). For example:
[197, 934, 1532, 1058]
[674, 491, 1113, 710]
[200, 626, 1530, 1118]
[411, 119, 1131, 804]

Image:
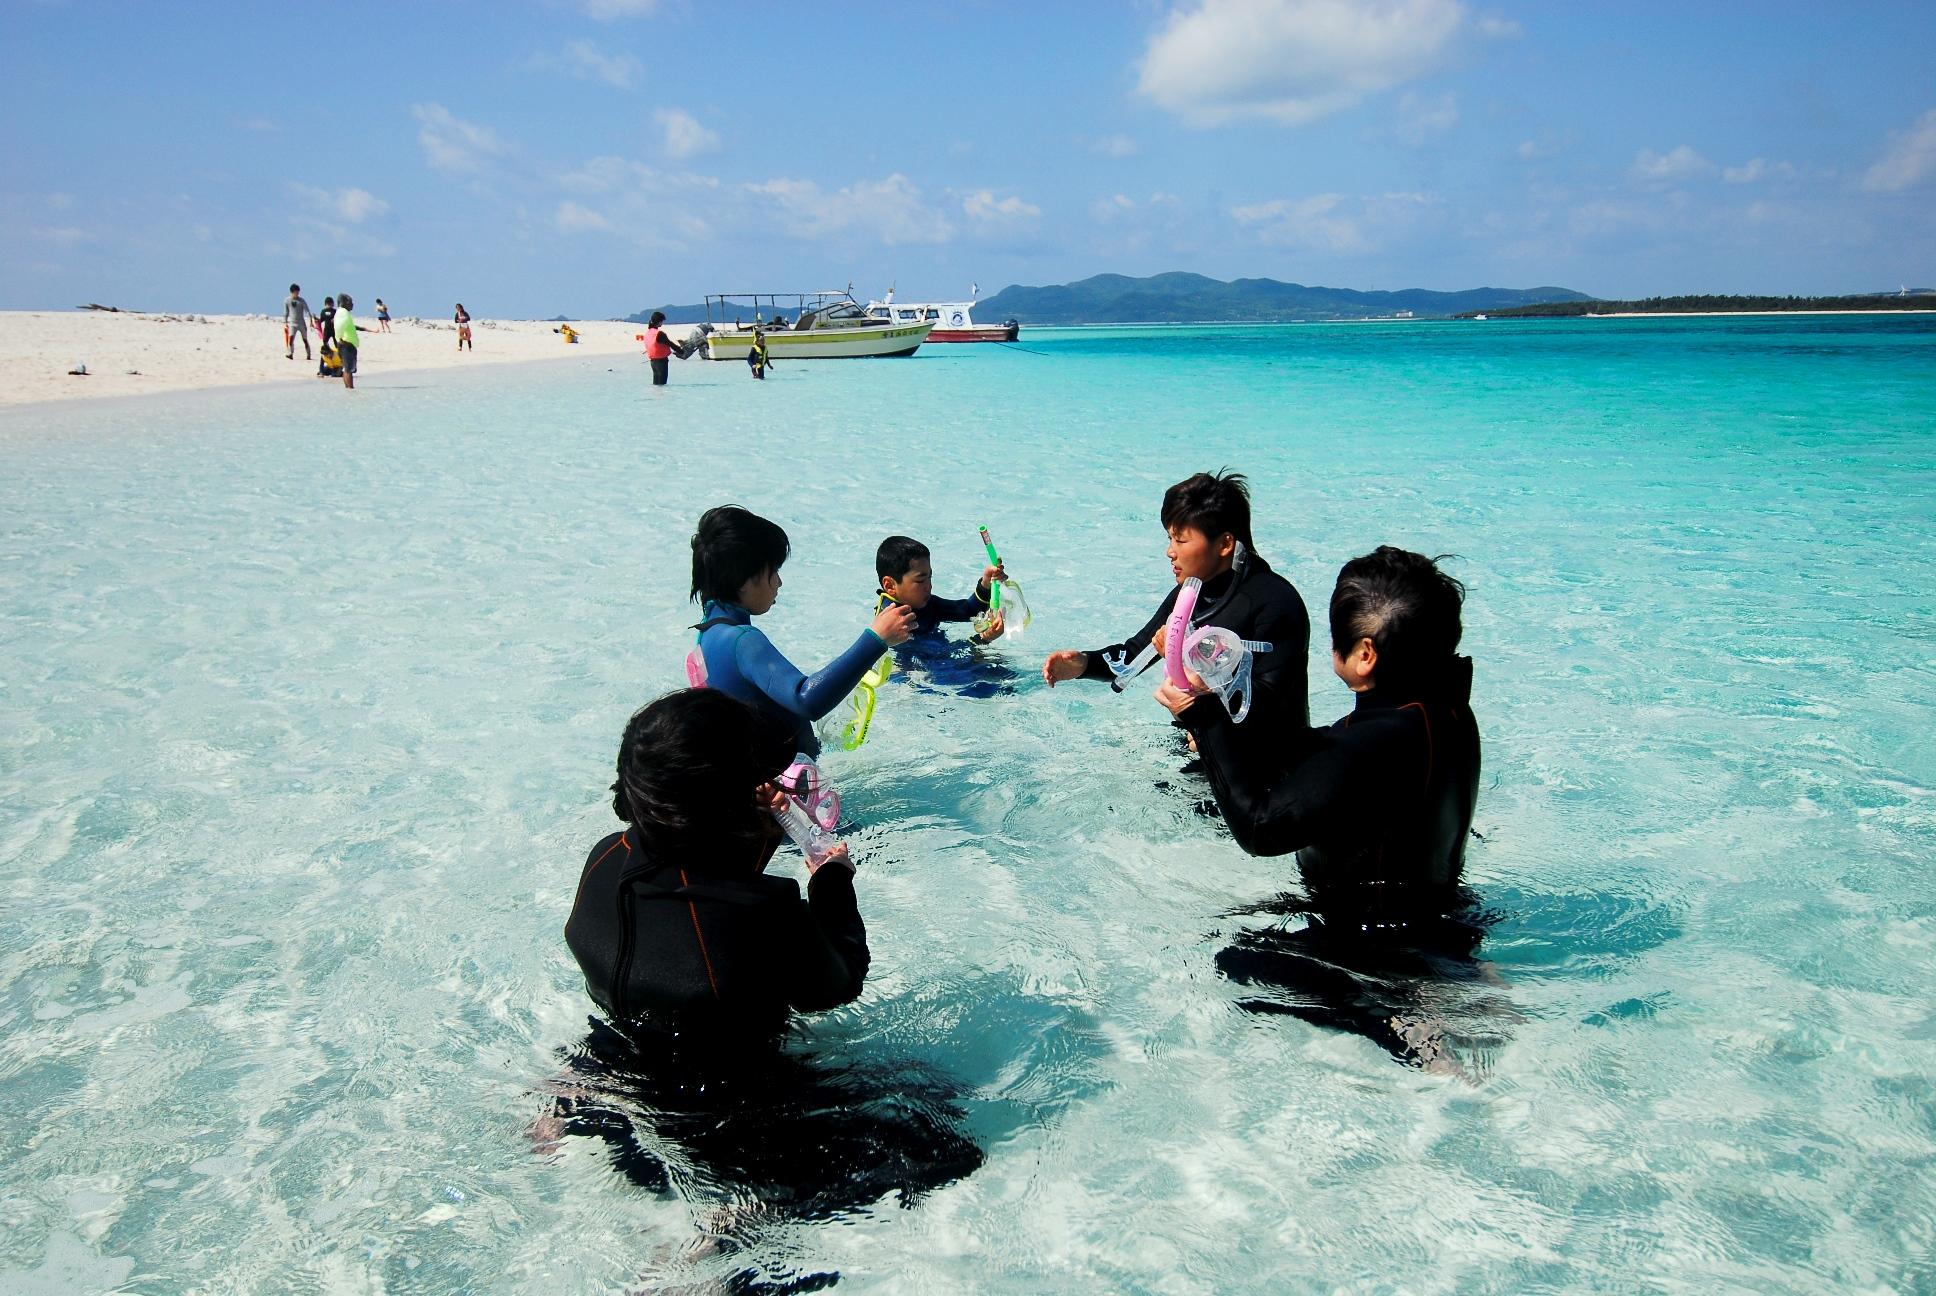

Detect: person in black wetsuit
[566, 688, 868, 1033]
[551, 690, 981, 1245]
[1042, 470, 1310, 748]
[1156, 546, 1490, 1069]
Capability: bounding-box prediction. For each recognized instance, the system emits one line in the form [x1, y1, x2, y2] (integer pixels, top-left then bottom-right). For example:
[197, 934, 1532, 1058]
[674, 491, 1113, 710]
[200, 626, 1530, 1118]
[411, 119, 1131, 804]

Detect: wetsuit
[885, 583, 1017, 697]
[1084, 552, 1311, 739]
[695, 600, 888, 757]
[565, 830, 868, 1037]
[316, 303, 337, 375]
[1179, 656, 1481, 919]
[891, 583, 993, 639]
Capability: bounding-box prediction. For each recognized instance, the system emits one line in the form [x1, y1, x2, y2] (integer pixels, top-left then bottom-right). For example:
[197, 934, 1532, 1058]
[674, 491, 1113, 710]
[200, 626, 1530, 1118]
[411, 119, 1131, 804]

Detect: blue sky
[4, 0, 1933, 316]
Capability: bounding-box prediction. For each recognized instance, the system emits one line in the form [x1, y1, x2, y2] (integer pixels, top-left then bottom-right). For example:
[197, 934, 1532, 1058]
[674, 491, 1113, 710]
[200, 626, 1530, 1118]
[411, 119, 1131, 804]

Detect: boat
[865, 288, 1019, 343]
[697, 291, 932, 360]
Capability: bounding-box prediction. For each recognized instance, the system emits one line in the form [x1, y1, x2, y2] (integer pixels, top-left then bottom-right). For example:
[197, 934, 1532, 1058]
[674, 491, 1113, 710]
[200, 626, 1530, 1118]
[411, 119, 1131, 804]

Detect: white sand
[0, 310, 704, 407]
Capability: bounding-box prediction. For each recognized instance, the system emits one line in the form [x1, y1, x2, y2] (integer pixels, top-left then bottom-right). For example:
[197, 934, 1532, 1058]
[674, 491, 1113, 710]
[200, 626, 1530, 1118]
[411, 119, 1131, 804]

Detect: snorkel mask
[970, 525, 1034, 641]
[777, 756, 842, 831]
[1181, 626, 1271, 723]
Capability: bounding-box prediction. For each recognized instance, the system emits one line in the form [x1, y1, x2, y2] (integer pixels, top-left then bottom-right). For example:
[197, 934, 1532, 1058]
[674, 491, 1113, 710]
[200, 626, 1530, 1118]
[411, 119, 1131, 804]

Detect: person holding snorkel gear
[1041, 471, 1311, 750]
[875, 535, 1005, 644]
[689, 506, 916, 757]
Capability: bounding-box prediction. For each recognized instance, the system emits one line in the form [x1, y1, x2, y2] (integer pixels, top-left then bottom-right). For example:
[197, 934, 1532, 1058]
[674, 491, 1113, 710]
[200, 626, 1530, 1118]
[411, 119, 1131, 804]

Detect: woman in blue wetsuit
[689, 506, 915, 756]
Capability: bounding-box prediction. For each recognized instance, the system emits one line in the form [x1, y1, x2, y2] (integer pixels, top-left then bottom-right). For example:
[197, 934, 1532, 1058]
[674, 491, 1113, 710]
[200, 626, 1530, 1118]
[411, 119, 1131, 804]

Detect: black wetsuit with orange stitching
[1179, 656, 1480, 917]
[564, 832, 869, 1035]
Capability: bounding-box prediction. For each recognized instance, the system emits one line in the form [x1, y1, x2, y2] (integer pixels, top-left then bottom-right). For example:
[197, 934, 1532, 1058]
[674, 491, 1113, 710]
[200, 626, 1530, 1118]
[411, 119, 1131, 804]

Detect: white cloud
[962, 190, 1041, 223]
[746, 173, 953, 245]
[1723, 157, 1796, 184]
[656, 108, 720, 159]
[1630, 145, 1713, 184]
[554, 201, 613, 232]
[1090, 133, 1140, 158]
[563, 39, 640, 88]
[1516, 135, 1560, 161]
[1396, 90, 1457, 144]
[413, 104, 507, 175]
[287, 184, 391, 223]
[1137, 0, 1483, 127]
[1862, 107, 1936, 193]
[1232, 193, 1366, 251]
[1231, 189, 1437, 252]
[1092, 193, 1139, 222]
[1475, 14, 1520, 37]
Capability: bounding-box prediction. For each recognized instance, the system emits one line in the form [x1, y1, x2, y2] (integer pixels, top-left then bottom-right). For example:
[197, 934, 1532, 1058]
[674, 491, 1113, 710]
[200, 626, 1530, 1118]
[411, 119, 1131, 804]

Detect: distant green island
[1458, 293, 1936, 319]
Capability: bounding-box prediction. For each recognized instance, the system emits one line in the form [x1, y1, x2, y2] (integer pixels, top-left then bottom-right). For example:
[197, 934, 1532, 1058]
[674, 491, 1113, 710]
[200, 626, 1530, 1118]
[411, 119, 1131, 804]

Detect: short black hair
[690, 505, 790, 605]
[1161, 471, 1255, 552]
[648, 311, 666, 326]
[289, 283, 300, 293]
[611, 689, 794, 870]
[875, 535, 930, 583]
[1329, 547, 1466, 676]
[338, 292, 353, 310]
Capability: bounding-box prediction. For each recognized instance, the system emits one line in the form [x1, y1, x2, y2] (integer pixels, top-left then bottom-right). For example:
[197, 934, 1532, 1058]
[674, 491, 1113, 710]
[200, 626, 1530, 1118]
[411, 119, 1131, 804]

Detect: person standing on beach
[283, 284, 312, 360]
[316, 296, 338, 377]
[374, 298, 392, 333]
[454, 303, 472, 351]
[644, 311, 675, 386]
[334, 293, 361, 390]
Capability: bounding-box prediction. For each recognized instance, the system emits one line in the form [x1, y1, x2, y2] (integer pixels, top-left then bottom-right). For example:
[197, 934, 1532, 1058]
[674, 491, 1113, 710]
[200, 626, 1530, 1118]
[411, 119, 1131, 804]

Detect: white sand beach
[0, 310, 704, 407]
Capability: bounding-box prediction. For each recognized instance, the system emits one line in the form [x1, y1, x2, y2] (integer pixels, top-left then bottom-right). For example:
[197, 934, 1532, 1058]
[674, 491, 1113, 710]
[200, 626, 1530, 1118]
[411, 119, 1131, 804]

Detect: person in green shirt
[335, 292, 362, 390]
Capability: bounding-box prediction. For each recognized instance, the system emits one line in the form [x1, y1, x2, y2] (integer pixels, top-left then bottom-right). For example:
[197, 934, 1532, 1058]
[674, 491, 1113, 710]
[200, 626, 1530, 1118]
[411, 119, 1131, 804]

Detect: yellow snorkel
[834, 595, 896, 750]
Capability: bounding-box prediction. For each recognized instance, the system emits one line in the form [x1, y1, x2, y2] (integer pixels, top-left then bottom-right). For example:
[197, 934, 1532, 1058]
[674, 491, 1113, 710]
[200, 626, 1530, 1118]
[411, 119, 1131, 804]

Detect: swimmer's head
[1329, 547, 1465, 693]
[875, 535, 934, 609]
[691, 505, 790, 613]
[612, 689, 793, 871]
[1162, 471, 1253, 584]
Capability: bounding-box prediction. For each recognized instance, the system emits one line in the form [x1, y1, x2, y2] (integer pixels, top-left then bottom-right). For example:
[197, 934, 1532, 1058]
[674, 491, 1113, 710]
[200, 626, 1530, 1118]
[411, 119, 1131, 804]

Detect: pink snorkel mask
[778, 757, 842, 831]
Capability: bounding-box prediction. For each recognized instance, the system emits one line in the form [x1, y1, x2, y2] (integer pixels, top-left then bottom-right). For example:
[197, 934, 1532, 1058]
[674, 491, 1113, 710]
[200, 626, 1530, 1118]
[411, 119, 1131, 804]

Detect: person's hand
[1151, 623, 1168, 656]
[808, 842, 855, 876]
[981, 563, 1006, 587]
[983, 609, 1007, 640]
[871, 601, 917, 646]
[754, 783, 786, 838]
[1042, 649, 1087, 686]
[1153, 673, 1209, 718]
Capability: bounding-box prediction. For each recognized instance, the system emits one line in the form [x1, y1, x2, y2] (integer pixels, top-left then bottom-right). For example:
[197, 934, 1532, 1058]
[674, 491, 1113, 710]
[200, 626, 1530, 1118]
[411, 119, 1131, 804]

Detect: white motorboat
[698, 291, 932, 360]
[865, 288, 1019, 343]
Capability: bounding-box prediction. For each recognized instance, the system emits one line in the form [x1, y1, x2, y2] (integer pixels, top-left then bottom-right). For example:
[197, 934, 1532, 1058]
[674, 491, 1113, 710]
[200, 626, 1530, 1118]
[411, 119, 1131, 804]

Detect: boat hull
[705, 321, 933, 359]
[924, 323, 1019, 343]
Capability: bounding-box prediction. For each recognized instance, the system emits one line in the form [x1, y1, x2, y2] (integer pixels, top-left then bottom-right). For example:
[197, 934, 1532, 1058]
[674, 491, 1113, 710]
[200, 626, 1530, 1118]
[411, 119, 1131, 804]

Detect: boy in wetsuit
[1042, 471, 1310, 746]
[875, 535, 1005, 645]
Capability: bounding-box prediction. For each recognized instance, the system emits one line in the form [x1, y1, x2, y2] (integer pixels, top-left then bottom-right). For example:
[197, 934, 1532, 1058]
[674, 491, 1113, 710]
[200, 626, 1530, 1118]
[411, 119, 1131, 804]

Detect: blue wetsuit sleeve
[733, 626, 887, 723]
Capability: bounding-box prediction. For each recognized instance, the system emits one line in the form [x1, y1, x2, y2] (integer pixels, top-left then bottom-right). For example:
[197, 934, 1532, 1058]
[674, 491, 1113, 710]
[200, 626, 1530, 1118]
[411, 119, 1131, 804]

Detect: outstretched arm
[734, 626, 888, 723]
[1077, 588, 1178, 683]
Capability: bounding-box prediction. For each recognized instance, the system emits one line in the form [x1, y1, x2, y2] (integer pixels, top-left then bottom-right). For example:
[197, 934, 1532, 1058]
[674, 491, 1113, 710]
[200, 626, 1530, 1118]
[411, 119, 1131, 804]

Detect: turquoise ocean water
[2, 317, 1932, 1292]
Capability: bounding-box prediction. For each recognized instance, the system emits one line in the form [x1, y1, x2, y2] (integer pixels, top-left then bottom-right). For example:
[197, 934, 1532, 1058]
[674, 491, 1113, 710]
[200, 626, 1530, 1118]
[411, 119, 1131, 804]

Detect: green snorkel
[974, 525, 1032, 639]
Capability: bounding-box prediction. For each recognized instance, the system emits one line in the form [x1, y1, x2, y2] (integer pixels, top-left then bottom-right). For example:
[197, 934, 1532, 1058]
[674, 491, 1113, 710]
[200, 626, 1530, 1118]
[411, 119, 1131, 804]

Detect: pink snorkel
[1164, 577, 1202, 688]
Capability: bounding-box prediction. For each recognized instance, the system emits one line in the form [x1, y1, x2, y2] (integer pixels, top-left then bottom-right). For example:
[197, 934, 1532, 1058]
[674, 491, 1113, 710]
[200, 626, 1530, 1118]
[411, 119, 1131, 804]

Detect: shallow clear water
[2, 318, 1933, 1293]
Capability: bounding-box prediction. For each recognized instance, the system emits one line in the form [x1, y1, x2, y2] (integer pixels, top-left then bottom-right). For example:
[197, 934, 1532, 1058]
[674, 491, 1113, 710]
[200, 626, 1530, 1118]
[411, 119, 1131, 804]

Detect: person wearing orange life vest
[644, 311, 676, 386]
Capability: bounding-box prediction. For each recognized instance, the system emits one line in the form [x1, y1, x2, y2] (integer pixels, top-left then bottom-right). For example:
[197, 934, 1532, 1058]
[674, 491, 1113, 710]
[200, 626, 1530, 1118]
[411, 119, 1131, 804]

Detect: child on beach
[689, 506, 916, 756]
[875, 536, 1004, 645]
[375, 298, 392, 332]
[454, 303, 472, 351]
[316, 296, 338, 377]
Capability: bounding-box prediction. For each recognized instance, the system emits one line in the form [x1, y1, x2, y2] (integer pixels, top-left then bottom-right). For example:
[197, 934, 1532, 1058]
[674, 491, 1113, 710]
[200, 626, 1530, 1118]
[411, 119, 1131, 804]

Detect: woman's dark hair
[1329, 547, 1465, 675]
[648, 311, 667, 327]
[690, 505, 790, 605]
[611, 690, 794, 868]
[1161, 471, 1256, 552]
[875, 534, 929, 583]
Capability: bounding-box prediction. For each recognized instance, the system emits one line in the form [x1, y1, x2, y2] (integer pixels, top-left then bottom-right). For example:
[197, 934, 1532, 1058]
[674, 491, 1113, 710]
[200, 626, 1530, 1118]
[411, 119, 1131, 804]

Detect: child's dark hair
[289, 283, 300, 294]
[324, 296, 335, 307]
[1161, 471, 1255, 552]
[611, 690, 793, 868]
[1329, 547, 1466, 676]
[690, 506, 790, 605]
[875, 535, 929, 584]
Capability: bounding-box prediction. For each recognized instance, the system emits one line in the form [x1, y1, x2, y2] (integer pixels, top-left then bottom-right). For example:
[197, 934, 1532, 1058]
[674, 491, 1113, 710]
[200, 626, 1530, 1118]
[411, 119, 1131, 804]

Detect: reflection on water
[537, 1017, 983, 1291]
[1215, 889, 1514, 1077]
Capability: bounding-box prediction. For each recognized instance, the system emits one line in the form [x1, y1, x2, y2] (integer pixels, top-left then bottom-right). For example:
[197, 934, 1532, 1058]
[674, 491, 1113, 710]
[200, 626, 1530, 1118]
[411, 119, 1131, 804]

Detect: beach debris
[77, 303, 128, 312]
[68, 363, 89, 376]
